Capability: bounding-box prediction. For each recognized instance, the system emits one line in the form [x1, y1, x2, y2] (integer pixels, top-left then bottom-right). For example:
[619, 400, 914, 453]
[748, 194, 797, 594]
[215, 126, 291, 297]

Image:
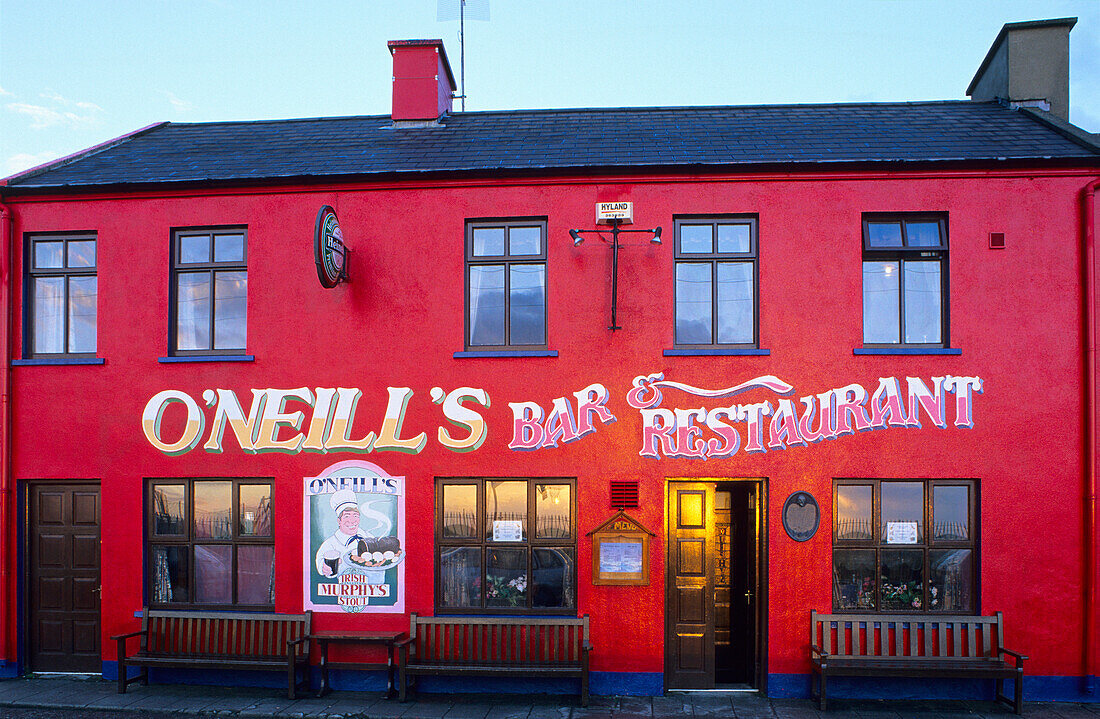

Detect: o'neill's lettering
[142, 386, 489, 456]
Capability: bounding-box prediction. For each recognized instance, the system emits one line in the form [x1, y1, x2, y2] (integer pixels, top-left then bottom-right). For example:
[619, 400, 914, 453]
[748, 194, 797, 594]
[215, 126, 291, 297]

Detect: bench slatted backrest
[409, 614, 589, 666]
[811, 611, 1003, 660]
[140, 608, 311, 659]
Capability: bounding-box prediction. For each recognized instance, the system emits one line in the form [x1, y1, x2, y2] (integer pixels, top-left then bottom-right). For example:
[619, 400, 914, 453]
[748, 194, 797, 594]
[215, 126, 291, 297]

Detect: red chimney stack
[388, 39, 457, 121]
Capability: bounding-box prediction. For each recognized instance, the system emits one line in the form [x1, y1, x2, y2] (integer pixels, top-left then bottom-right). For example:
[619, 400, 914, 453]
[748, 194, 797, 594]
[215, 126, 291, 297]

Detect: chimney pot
[388, 39, 458, 122]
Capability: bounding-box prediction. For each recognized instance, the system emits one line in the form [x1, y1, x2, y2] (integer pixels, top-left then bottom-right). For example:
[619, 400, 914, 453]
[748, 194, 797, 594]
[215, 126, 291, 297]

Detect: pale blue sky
[2, 0, 1098, 178]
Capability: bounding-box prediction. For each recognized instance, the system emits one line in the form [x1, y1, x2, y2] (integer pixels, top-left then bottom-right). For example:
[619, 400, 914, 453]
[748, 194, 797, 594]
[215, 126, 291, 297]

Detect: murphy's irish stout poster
[304, 460, 405, 613]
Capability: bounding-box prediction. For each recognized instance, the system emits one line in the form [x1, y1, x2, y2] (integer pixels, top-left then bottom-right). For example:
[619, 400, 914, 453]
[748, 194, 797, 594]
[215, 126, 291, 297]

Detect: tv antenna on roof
[437, 0, 489, 111]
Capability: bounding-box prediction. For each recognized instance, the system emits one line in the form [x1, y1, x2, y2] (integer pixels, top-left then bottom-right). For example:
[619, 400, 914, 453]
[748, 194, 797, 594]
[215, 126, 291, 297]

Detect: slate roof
[5, 101, 1100, 190]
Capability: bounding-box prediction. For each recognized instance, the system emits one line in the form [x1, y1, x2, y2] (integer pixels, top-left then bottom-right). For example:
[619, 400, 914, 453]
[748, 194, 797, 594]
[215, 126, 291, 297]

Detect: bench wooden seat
[396, 613, 592, 706]
[111, 608, 312, 699]
[810, 610, 1026, 714]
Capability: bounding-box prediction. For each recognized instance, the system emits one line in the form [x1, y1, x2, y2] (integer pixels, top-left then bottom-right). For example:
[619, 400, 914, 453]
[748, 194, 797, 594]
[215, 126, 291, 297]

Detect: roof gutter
[1085, 177, 1100, 695]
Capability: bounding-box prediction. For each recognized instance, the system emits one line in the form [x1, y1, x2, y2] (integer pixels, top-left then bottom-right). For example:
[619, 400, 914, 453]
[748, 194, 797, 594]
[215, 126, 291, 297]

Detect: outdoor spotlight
[651, 226, 663, 244]
[570, 229, 584, 246]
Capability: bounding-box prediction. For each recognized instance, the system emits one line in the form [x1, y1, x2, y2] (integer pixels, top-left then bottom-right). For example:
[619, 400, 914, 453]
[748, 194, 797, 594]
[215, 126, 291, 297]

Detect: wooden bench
[111, 608, 312, 699]
[396, 614, 592, 706]
[810, 611, 1026, 714]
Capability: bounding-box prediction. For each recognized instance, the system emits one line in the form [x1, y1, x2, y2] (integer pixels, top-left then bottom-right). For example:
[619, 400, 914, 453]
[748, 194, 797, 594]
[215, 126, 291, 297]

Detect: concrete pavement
[0, 676, 1098, 718]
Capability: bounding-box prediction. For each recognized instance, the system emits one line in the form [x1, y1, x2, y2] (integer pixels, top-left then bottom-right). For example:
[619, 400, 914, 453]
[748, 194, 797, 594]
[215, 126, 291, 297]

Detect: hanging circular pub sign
[314, 205, 349, 288]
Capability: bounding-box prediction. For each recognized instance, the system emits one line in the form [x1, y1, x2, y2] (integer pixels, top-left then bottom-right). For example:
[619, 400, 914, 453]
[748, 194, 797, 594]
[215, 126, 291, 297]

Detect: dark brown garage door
[28, 482, 101, 672]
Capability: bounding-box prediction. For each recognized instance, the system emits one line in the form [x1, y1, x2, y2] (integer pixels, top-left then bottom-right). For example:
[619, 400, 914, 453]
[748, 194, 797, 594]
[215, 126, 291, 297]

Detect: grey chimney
[967, 17, 1076, 121]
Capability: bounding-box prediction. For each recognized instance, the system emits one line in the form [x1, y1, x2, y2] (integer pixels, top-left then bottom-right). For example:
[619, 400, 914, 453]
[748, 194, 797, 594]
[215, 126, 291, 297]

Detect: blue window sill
[664, 348, 770, 356]
[454, 350, 558, 359]
[13, 357, 105, 366]
[158, 355, 255, 363]
[854, 347, 961, 355]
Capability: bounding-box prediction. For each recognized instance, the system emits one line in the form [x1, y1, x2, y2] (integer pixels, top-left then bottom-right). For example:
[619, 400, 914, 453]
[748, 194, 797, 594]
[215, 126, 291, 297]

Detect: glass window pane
[176, 272, 211, 351]
[443, 484, 478, 538]
[486, 480, 526, 541]
[468, 265, 505, 346]
[33, 277, 64, 354]
[34, 241, 64, 269]
[486, 547, 527, 607]
[717, 223, 751, 254]
[905, 221, 942, 247]
[68, 276, 96, 354]
[933, 486, 969, 541]
[472, 227, 505, 256]
[66, 240, 96, 268]
[179, 234, 211, 264]
[533, 547, 574, 608]
[238, 545, 274, 605]
[194, 545, 232, 604]
[716, 262, 753, 344]
[679, 224, 713, 254]
[509, 264, 545, 345]
[880, 549, 925, 610]
[194, 481, 232, 539]
[152, 546, 189, 603]
[509, 227, 541, 256]
[833, 549, 876, 610]
[866, 222, 903, 247]
[152, 484, 186, 536]
[240, 485, 272, 537]
[536, 485, 570, 538]
[213, 270, 247, 350]
[863, 261, 899, 344]
[881, 482, 923, 543]
[903, 261, 941, 344]
[836, 485, 873, 540]
[438, 546, 481, 607]
[213, 233, 245, 262]
[929, 549, 974, 612]
[676, 262, 712, 344]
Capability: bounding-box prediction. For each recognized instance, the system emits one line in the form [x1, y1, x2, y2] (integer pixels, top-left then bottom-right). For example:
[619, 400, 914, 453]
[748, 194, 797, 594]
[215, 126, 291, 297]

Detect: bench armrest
[999, 648, 1028, 666]
[582, 641, 594, 652]
[109, 630, 143, 642]
[395, 636, 415, 648]
[287, 636, 310, 648]
[810, 643, 829, 660]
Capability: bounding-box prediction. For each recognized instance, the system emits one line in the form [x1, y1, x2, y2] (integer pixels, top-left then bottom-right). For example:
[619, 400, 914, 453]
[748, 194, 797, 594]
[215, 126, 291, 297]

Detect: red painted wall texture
[5, 168, 1097, 680]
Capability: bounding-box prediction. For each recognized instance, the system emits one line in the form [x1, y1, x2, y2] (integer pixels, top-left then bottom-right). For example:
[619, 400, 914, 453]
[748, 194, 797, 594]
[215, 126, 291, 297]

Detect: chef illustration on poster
[304, 460, 405, 613]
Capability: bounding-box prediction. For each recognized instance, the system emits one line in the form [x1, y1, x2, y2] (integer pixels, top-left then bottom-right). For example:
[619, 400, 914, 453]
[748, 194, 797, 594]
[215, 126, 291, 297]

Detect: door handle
[92, 586, 101, 594]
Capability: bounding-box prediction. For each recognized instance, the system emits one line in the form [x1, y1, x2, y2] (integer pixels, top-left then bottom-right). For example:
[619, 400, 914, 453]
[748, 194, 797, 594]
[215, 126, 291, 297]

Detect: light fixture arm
[569, 218, 662, 331]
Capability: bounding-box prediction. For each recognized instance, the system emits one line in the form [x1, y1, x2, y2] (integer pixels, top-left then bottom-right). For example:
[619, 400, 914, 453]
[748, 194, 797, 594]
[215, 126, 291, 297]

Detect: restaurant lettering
[141, 374, 981, 458]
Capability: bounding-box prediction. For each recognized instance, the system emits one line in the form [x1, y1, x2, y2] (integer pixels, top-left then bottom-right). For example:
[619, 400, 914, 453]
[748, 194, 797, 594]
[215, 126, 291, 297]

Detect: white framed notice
[886, 521, 918, 544]
[492, 520, 523, 542]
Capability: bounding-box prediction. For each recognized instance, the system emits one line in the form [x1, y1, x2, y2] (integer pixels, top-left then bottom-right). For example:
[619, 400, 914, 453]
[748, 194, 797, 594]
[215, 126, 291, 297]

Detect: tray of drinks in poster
[347, 536, 404, 571]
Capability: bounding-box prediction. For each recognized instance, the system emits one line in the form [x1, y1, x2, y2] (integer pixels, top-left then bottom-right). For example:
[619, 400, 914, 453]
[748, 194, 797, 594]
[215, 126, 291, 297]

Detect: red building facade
[1, 21, 1098, 702]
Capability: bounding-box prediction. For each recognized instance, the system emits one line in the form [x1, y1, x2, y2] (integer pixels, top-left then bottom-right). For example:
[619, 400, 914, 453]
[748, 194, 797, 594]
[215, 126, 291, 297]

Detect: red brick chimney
[388, 39, 457, 122]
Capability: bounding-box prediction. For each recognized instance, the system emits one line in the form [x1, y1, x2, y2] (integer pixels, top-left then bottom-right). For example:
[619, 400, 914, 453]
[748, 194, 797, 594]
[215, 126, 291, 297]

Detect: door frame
[21, 479, 102, 674]
[664, 478, 768, 691]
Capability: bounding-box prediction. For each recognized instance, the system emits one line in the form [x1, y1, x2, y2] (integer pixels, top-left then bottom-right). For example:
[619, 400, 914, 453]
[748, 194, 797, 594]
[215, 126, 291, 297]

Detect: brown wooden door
[665, 482, 715, 689]
[28, 482, 101, 672]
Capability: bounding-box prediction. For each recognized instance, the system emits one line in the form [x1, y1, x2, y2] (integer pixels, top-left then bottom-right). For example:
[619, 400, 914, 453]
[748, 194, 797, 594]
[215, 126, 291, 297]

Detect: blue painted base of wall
[0, 662, 19, 679]
[768, 674, 1100, 703]
[102, 662, 663, 697]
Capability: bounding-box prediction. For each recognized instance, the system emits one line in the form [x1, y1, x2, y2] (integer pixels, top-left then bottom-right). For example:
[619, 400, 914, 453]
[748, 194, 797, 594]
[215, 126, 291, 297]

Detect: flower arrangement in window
[486, 574, 527, 606]
[882, 580, 923, 610]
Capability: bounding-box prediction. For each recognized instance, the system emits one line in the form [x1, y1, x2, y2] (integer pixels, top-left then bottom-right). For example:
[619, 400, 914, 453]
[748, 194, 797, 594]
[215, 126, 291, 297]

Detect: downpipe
[0, 199, 12, 670]
[1083, 178, 1099, 696]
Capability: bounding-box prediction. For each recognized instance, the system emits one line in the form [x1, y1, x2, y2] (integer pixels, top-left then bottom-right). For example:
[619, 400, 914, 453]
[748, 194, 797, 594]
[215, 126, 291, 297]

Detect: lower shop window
[146, 479, 274, 608]
[832, 479, 976, 613]
[435, 478, 576, 614]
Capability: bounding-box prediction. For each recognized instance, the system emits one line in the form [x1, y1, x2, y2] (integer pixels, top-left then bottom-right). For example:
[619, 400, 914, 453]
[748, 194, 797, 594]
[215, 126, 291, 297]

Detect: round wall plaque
[314, 205, 347, 288]
[782, 491, 820, 542]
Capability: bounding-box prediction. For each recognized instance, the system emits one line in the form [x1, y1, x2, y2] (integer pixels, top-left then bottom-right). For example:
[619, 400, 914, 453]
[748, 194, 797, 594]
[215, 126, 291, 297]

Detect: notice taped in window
[493, 520, 523, 542]
[886, 521, 918, 544]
